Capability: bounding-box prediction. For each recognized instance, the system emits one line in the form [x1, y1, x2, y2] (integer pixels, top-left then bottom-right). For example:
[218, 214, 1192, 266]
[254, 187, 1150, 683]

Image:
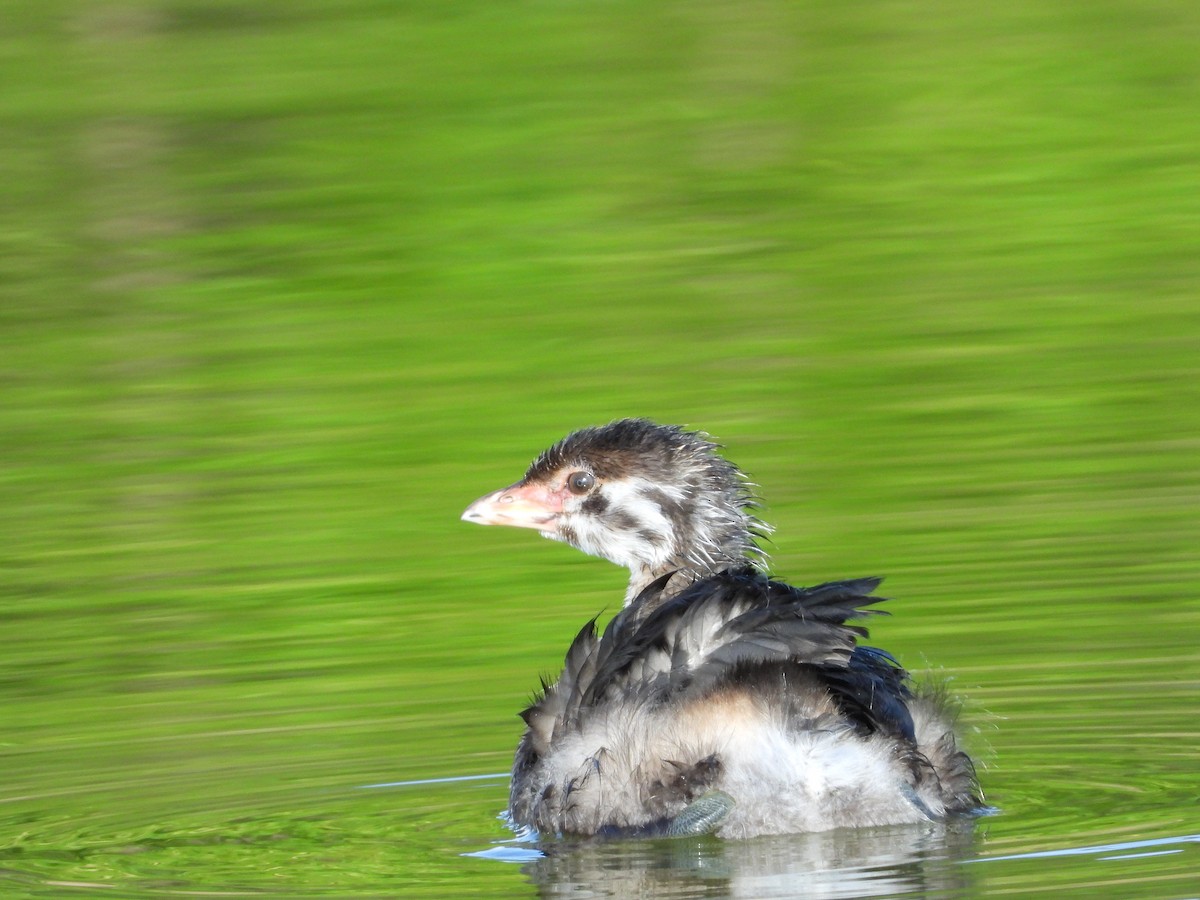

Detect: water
[2, 0, 1199, 896]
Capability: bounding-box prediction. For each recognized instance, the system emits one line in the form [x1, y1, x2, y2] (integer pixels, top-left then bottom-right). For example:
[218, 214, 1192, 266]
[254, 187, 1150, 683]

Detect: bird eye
[566, 471, 595, 495]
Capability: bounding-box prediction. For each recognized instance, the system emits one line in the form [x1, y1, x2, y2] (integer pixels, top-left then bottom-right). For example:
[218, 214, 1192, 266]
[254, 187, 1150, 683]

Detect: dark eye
[567, 471, 595, 495]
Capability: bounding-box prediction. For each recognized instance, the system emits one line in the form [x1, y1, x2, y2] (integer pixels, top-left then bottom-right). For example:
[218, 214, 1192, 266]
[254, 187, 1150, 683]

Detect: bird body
[463, 419, 979, 838]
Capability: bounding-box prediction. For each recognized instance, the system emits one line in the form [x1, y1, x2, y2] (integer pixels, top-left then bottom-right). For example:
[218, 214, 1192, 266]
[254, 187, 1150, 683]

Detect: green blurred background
[1, 0, 1197, 895]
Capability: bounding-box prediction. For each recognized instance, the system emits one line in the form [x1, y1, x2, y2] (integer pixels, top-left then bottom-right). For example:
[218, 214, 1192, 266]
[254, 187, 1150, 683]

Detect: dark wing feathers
[671, 574, 887, 697]
[821, 645, 916, 741]
[555, 615, 603, 723]
[519, 615, 601, 752]
[520, 568, 911, 747]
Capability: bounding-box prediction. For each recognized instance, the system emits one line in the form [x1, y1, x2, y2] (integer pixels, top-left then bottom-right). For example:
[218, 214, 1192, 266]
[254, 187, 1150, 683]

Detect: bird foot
[898, 781, 940, 821]
[666, 790, 736, 836]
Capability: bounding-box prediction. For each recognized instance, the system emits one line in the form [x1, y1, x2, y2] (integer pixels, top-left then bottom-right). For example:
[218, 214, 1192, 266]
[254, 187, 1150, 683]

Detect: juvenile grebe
[462, 419, 979, 838]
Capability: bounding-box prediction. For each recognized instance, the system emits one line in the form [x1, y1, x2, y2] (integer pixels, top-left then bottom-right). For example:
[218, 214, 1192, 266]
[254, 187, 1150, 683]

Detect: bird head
[462, 418, 770, 605]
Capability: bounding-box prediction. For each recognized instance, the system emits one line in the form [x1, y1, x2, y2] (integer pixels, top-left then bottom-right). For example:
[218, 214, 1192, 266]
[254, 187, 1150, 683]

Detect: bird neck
[622, 544, 757, 612]
[622, 569, 694, 610]
[611, 488, 771, 611]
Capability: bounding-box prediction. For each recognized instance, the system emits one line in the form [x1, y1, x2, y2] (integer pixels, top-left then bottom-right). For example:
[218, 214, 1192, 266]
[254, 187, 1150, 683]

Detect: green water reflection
[2, 0, 1198, 896]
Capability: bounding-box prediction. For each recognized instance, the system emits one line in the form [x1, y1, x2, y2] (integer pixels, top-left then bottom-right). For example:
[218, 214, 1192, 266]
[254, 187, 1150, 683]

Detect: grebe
[463, 419, 979, 838]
